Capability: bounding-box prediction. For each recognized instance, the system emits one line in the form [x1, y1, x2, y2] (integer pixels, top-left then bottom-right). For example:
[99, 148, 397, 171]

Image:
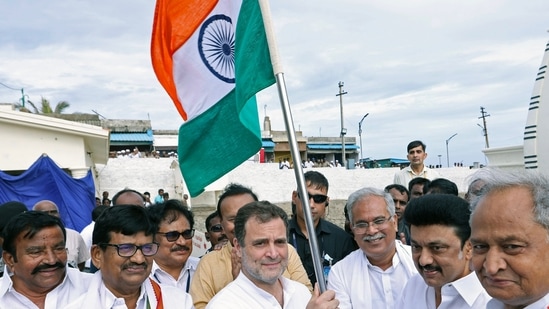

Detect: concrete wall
[96, 157, 478, 228]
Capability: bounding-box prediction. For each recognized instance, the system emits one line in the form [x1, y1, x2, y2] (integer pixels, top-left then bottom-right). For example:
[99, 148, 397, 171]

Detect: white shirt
[64, 271, 194, 309]
[65, 228, 90, 269]
[393, 165, 440, 187]
[487, 292, 549, 309]
[397, 272, 491, 308]
[0, 267, 92, 309]
[79, 221, 94, 268]
[206, 271, 311, 309]
[327, 241, 417, 309]
[150, 256, 199, 293]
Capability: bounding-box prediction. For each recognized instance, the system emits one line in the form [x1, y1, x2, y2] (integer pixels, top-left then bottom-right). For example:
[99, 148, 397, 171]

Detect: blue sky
[1, 0, 548, 166]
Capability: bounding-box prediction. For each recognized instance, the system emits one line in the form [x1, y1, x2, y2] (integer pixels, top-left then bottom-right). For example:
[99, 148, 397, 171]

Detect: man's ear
[326, 196, 330, 207]
[463, 240, 473, 260]
[3, 251, 15, 271]
[234, 239, 242, 258]
[91, 245, 103, 270]
[205, 232, 211, 242]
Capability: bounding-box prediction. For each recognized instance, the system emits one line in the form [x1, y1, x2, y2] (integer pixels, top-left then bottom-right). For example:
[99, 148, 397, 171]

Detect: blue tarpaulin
[0, 155, 94, 232]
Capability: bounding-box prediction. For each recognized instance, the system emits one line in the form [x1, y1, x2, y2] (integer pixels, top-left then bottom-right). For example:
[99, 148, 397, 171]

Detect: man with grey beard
[207, 201, 339, 309]
[327, 187, 417, 309]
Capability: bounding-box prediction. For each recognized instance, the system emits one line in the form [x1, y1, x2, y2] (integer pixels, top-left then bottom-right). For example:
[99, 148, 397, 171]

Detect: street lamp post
[446, 133, 458, 167]
[438, 154, 442, 167]
[358, 113, 369, 161]
[336, 81, 348, 168]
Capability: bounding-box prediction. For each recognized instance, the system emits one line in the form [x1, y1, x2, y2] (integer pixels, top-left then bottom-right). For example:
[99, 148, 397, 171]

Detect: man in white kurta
[206, 201, 338, 309]
[327, 187, 417, 309]
[327, 241, 416, 308]
[150, 256, 199, 292]
[207, 271, 311, 309]
[0, 211, 92, 309]
[64, 271, 193, 309]
[398, 272, 490, 308]
[0, 267, 91, 309]
[397, 193, 491, 309]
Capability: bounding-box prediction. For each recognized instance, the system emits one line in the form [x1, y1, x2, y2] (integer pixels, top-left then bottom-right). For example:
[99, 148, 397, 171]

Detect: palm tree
[22, 97, 70, 115]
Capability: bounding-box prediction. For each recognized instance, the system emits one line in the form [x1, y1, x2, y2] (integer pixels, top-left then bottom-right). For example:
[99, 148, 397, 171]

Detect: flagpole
[258, 0, 327, 292]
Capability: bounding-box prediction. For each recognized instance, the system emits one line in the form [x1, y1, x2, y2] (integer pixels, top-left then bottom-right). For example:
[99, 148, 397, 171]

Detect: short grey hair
[470, 168, 549, 233]
[346, 187, 395, 223]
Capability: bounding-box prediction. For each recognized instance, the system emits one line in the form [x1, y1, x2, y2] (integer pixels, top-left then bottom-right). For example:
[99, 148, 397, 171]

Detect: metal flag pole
[258, 0, 326, 292]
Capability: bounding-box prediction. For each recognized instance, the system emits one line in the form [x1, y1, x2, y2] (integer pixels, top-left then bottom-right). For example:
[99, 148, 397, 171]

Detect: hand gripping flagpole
[258, 0, 327, 292]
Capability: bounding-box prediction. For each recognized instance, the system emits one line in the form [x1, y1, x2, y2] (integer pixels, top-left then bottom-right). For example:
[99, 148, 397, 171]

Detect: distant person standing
[394, 140, 440, 187]
[155, 188, 165, 204]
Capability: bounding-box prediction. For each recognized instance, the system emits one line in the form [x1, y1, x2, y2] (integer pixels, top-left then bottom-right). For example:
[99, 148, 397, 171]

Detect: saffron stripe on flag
[152, 0, 275, 196]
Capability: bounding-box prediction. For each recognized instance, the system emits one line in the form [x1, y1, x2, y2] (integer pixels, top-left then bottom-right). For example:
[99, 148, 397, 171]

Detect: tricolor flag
[151, 0, 275, 196]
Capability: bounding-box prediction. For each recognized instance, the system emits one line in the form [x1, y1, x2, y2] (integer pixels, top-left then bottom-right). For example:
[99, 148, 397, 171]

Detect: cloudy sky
[1, 0, 548, 167]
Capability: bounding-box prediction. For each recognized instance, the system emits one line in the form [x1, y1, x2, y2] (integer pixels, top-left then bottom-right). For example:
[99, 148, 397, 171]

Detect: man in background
[394, 140, 440, 187]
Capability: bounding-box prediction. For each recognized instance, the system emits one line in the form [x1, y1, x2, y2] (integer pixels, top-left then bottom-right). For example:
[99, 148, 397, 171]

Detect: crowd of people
[0, 139, 548, 308]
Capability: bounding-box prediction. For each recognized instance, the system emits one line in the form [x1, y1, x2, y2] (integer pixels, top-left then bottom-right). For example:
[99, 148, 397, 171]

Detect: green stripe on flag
[178, 0, 275, 196]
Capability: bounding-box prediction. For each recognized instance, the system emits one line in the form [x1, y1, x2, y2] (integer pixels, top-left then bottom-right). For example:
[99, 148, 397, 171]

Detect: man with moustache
[64, 205, 193, 309]
[0, 211, 91, 308]
[397, 194, 491, 308]
[191, 183, 311, 309]
[327, 187, 417, 308]
[147, 199, 199, 293]
[469, 168, 549, 308]
[207, 201, 339, 309]
[394, 140, 440, 187]
[32, 200, 90, 270]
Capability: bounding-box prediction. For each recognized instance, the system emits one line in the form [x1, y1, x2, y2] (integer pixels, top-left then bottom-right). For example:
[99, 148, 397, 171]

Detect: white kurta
[206, 271, 311, 309]
[327, 241, 417, 309]
[0, 267, 92, 309]
[63, 271, 194, 309]
[397, 272, 491, 308]
[150, 256, 199, 293]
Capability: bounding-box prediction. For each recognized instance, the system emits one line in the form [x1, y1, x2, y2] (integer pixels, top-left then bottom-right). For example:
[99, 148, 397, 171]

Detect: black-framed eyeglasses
[209, 224, 223, 233]
[298, 192, 328, 204]
[99, 242, 159, 257]
[352, 216, 393, 234]
[157, 229, 195, 242]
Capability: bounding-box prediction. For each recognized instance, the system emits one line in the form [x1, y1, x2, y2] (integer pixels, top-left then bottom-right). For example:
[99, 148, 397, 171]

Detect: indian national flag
[151, 0, 275, 196]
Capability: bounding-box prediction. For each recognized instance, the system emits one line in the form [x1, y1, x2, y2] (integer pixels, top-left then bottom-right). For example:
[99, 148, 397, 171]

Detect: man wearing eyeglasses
[64, 205, 194, 309]
[204, 211, 228, 254]
[147, 199, 199, 293]
[327, 187, 417, 308]
[0, 211, 91, 308]
[289, 171, 356, 286]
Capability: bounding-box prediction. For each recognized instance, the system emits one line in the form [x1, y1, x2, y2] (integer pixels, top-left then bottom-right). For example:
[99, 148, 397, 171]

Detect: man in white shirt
[397, 194, 491, 308]
[469, 168, 549, 309]
[32, 200, 90, 270]
[64, 205, 193, 309]
[393, 140, 440, 187]
[0, 211, 91, 308]
[207, 201, 339, 309]
[327, 187, 417, 309]
[79, 205, 109, 272]
[147, 199, 199, 293]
